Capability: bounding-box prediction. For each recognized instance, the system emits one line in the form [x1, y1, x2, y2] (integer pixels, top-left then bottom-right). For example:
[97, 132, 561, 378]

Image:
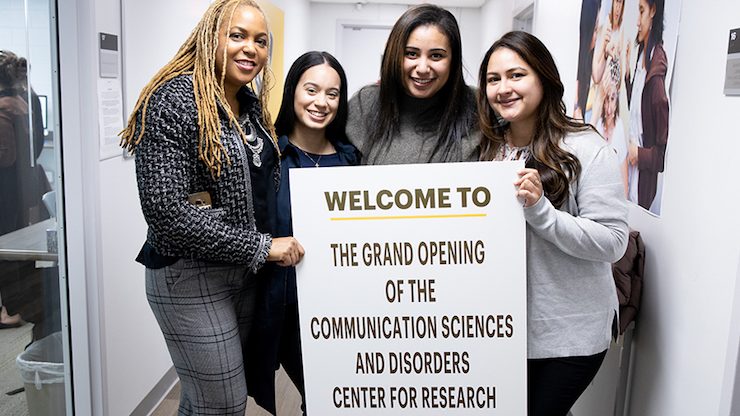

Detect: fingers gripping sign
[514, 168, 543, 207]
[269, 237, 306, 267]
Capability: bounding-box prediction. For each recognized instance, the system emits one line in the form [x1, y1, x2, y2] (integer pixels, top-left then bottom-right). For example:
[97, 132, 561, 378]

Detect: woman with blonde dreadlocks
[120, 1, 303, 414]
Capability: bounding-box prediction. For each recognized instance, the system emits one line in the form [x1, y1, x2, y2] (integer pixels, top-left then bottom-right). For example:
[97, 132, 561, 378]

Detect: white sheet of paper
[97, 78, 124, 160]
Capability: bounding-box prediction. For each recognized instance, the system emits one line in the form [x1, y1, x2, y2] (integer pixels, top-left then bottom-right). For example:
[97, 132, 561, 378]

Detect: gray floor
[0, 322, 33, 416]
[152, 366, 302, 416]
[2, 321, 300, 416]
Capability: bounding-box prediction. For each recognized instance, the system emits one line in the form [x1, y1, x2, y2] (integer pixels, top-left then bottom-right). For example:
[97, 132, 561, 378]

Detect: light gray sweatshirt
[524, 129, 629, 359]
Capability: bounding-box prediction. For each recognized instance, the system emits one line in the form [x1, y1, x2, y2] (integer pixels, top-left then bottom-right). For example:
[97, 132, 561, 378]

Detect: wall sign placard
[99, 32, 118, 78]
[725, 28, 740, 96]
[291, 162, 527, 415]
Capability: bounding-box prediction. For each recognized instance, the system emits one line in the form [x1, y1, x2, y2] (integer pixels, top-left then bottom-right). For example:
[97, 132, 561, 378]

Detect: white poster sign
[291, 161, 527, 415]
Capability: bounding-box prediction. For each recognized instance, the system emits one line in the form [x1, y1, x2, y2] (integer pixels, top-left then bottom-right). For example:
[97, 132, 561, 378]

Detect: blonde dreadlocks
[120, 0, 277, 177]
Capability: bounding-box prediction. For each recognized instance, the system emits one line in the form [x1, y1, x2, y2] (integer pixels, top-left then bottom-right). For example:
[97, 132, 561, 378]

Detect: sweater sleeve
[523, 137, 629, 263]
[134, 82, 271, 270]
[346, 86, 376, 159]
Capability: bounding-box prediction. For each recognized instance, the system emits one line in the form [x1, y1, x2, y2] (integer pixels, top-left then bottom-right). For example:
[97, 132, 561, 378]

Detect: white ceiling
[310, 0, 487, 8]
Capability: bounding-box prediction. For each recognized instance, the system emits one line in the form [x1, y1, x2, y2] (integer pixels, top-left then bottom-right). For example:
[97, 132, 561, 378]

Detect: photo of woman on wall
[625, 0, 669, 212]
[591, 0, 627, 124]
[575, 0, 680, 215]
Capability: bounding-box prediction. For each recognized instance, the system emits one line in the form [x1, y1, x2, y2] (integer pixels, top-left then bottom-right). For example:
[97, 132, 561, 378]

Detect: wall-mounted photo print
[574, 0, 682, 216]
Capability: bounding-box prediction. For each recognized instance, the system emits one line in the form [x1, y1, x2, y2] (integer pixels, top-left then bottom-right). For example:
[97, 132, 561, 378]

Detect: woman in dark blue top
[247, 51, 359, 415]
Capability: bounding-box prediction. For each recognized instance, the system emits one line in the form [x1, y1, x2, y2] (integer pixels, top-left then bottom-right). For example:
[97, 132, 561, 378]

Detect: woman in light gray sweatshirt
[477, 31, 629, 416]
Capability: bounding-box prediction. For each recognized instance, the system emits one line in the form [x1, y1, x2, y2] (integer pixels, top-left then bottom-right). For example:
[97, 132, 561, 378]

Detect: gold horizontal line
[330, 213, 487, 221]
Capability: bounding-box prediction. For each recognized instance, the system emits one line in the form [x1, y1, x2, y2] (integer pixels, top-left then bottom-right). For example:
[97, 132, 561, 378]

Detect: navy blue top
[248, 123, 279, 238]
[276, 134, 360, 303]
[246, 134, 359, 412]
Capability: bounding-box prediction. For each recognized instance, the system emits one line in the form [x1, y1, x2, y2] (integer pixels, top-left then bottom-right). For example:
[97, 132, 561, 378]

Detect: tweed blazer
[133, 74, 276, 272]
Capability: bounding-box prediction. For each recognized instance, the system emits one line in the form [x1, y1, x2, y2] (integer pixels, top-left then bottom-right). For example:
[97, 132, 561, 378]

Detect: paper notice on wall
[725, 28, 740, 96]
[98, 78, 124, 160]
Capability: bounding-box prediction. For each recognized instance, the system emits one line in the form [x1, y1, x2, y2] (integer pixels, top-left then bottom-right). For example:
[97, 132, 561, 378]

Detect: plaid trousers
[146, 259, 257, 415]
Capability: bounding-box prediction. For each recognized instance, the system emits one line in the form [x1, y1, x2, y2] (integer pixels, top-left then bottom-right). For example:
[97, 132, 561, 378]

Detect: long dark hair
[637, 0, 665, 72]
[477, 31, 588, 209]
[275, 51, 350, 144]
[361, 4, 475, 162]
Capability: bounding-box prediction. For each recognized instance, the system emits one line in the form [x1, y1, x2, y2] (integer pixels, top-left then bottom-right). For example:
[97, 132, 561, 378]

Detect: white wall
[121, 0, 307, 113]
[95, 0, 182, 414]
[272, 0, 311, 74]
[309, 2, 482, 86]
[479, 0, 515, 58]
[531, 0, 581, 119]
[534, 0, 740, 414]
[457, 7, 484, 83]
[309, 2, 405, 55]
[626, 1, 740, 413]
[725, 257, 740, 414]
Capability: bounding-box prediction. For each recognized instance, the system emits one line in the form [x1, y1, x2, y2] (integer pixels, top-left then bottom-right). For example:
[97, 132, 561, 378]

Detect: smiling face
[215, 5, 269, 99]
[485, 47, 543, 133]
[293, 63, 341, 132]
[402, 24, 451, 99]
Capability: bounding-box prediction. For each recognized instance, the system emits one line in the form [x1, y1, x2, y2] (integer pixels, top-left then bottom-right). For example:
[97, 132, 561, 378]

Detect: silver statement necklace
[244, 117, 264, 167]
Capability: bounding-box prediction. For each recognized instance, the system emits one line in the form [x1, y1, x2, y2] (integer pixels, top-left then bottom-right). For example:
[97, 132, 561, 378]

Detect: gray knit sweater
[346, 85, 480, 164]
[133, 74, 272, 272]
[524, 129, 628, 359]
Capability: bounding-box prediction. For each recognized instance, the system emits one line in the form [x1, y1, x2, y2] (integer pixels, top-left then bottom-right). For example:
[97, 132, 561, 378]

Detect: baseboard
[130, 366, 178, 416]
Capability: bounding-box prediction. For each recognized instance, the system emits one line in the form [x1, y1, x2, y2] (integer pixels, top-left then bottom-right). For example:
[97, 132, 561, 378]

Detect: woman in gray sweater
[346, 4, 479, 164]
[478, 31, 628, 415]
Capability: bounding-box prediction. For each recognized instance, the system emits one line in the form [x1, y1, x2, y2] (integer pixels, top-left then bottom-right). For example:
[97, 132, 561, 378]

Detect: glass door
[0, 0, 70, 414]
